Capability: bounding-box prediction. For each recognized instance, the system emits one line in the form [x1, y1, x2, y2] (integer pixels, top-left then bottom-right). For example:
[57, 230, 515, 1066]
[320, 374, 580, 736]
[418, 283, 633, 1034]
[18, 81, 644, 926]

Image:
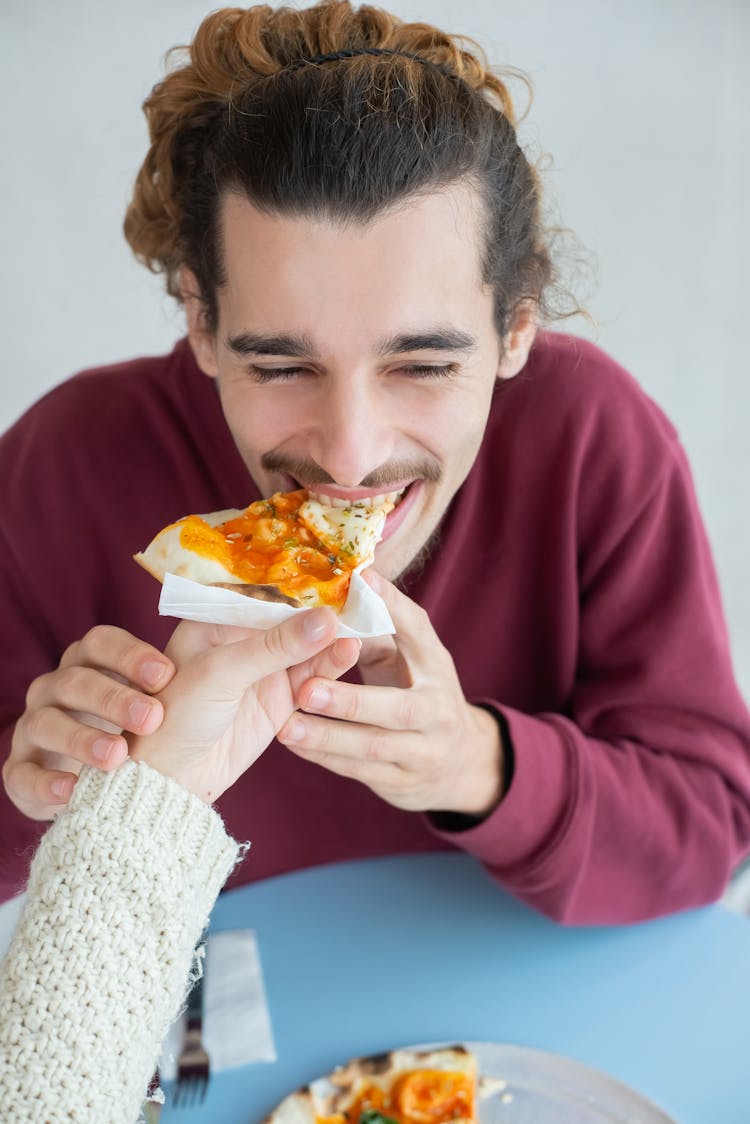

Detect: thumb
[201, 607, 340, 697]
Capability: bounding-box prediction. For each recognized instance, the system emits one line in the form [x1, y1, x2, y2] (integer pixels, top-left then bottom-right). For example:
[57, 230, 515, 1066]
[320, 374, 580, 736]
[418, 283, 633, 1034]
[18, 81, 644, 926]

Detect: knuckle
[263, 623, 289, 661]
[119, 635, 152, 677]
[56, 664, 85, 695]
[21, 706, 47, 747]
[24, 673, 47, 710]
[99, 677, 130, 718]
[67, 625, 107, 663]
[364, 733, 386, 762]
[411, 602, 432, 634]
[60, 638, 81, 667]
[397, 690, 421, 730]
[340, 690, 361, 723]
[84, 623, 117, 649]
[70, 722, 98, 760]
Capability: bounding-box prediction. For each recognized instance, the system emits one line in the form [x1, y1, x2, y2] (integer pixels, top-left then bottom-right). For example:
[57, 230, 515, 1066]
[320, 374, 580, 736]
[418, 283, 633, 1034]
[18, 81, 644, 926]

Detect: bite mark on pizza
[134, 489, 394, 612]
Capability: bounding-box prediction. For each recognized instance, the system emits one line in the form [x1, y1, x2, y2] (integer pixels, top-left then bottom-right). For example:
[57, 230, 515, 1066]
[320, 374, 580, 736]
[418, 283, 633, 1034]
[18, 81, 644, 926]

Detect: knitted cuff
[69, 759, 241, 903]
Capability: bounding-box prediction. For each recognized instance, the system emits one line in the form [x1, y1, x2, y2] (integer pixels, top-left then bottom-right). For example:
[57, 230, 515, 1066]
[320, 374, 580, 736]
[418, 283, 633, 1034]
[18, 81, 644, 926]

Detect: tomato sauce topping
[176, 490, 352, 608]
[317, 1070, 475, 1124]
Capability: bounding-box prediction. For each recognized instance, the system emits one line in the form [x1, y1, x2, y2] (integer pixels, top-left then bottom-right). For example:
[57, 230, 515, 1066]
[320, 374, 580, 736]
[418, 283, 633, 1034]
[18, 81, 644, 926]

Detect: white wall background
[1, 0, 748, 696]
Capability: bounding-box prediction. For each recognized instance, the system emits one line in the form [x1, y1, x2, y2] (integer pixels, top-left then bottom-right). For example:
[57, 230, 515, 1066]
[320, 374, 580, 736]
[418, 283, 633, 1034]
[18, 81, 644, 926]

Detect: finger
[60, 625, 174, 692]
[363, 571, 446, 674]
[296, 676, 428, 732]
[19, 705, 129, 770]
[278, 710, 407, 765]
[282, 736, 404, 788]
[198, 607, 340, 698]
[3, 759, 78, 819]
[26, 667, 165, 737]
[164, 620, 237, 664]
[288, 637, 361, 697]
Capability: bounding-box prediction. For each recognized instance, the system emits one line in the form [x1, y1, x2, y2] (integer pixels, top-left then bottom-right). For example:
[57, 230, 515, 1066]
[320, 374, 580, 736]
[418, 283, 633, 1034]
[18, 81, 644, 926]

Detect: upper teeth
[308, 488, 405, 509]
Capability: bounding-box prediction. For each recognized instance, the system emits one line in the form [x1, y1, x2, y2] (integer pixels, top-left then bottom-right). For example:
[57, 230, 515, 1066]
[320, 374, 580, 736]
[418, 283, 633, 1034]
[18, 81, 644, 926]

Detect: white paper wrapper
[158, 570, 395, 638]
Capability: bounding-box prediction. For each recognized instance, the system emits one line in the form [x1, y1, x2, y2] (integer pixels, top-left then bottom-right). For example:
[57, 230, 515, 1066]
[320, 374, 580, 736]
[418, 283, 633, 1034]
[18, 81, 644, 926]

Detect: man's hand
[5, 626, 175, 820]
[129, 609, 360, 803]
[277, 572, 506, 816]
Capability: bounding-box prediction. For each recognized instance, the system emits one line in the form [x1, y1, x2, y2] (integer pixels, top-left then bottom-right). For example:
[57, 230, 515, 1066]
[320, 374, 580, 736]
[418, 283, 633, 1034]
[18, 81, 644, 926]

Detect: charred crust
[209, 582, 304, 607]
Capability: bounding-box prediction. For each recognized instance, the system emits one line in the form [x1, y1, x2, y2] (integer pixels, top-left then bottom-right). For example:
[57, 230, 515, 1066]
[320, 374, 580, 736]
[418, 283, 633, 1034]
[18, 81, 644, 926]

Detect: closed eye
[246, 361, 459, 384]
[247, 365, 313, 383]
[396, 363, 459, 379]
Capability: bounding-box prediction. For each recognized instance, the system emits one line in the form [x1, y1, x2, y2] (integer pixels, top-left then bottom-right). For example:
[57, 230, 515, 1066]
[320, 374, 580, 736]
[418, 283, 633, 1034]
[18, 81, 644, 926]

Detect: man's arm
[278, 446, 750, 924]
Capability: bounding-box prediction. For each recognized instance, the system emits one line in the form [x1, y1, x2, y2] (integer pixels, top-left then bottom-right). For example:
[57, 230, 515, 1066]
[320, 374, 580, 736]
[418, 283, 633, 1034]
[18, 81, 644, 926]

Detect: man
[2, 0, 749, 922]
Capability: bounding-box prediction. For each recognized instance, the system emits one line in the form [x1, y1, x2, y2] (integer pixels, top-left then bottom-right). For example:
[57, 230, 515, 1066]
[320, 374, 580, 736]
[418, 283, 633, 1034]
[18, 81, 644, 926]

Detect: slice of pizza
[268, 1046, 482, 1124]
[134, 489, 393, 612]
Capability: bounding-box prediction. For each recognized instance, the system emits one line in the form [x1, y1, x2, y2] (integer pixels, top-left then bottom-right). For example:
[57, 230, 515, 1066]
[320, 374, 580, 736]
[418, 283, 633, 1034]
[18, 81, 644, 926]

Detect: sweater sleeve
[430, 422, 750, 924]
[0, 759, 240, 1122]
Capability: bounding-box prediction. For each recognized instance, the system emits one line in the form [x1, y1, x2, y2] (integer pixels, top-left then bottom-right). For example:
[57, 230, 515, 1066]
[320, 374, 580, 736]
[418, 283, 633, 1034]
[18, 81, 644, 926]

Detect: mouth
[306, 486, 408, 510]
[277, 477, 422, 547]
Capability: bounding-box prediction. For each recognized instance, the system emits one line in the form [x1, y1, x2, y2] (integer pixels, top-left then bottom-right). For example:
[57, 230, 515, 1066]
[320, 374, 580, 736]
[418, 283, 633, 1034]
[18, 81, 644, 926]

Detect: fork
[173, 931, 211, 1107]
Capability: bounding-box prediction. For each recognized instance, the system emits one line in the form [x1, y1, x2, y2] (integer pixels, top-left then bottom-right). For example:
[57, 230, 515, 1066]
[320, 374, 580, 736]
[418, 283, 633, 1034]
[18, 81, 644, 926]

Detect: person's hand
[277, 572, 506, 816]
[129, 608, 360, 804]
[5, 627, 175, 821]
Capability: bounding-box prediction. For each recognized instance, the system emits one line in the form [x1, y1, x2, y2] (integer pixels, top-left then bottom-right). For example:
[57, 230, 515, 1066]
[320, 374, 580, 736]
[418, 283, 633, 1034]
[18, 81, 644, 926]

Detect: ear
[180, 266, 220, 378]
[496, 300, 538, 380]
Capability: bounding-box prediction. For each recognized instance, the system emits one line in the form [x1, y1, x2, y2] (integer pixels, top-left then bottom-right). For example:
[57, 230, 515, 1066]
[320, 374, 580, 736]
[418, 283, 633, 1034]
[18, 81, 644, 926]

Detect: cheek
[417, 392, 493, 465]
[218, 384, 293, 456]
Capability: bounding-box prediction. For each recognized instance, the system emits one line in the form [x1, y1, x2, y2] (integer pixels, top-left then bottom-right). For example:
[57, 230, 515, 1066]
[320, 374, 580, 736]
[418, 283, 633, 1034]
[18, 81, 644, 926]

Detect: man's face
[188, 183, 533, 580]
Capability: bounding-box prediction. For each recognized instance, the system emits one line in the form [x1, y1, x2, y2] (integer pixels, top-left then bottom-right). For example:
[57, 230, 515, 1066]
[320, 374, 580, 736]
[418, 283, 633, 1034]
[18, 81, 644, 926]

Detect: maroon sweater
[2, 333, 749, 922]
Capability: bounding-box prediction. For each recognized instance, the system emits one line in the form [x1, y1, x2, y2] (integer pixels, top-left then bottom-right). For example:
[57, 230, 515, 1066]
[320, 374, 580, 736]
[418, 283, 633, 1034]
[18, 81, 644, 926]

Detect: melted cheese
[298, 498, 391, 566]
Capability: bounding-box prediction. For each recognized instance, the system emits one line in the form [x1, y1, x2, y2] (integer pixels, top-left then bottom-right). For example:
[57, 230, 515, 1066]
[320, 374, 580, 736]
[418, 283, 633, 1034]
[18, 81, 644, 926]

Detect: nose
[306, 373, 395, 487]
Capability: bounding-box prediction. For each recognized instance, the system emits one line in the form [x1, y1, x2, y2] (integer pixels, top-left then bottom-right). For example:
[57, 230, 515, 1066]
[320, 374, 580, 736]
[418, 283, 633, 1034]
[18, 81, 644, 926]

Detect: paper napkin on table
[0, 892, 26, 959]
[158, 928, 277, 1079]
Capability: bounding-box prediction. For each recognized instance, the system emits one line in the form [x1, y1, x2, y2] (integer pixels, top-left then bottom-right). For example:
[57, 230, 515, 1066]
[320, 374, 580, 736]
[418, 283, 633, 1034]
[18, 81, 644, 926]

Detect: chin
[375, 525, 442, 584]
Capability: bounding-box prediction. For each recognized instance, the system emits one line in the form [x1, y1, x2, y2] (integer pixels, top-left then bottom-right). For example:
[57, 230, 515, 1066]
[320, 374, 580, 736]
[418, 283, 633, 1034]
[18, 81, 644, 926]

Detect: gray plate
[310, 1041, 677, 1124]
[427, 1042, 675, 1124]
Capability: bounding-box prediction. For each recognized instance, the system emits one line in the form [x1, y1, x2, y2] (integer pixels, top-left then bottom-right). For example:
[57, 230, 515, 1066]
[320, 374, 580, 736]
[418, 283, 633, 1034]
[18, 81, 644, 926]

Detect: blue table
[161, 853, 750, 1123]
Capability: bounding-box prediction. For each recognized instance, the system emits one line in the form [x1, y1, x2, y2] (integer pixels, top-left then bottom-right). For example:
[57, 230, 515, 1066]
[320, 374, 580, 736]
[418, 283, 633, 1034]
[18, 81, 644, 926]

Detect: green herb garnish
[359, 1111, 399, 1124]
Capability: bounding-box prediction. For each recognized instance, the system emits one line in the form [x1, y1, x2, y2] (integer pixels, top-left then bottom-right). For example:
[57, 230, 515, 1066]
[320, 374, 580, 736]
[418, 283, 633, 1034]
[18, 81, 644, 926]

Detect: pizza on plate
[134, 489, 394, 612]
[266, 1046, 492, 1124]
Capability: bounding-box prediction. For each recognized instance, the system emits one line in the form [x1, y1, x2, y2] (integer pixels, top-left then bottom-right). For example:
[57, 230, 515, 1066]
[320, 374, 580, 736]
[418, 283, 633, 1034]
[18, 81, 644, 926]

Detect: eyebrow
[375, 330, 477, 356]
[226, 332, 317, 358]
[225, 328, 478, 359]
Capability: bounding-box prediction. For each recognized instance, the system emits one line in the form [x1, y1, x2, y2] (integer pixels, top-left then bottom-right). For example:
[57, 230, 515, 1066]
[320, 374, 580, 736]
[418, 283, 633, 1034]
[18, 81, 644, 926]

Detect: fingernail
[129, 699, 153, 730]
[306, 685, 330, 710]
[303, 608, 331, 642]
[92, 737, 115, 763]
[141, 660, 168, 688]
[283, 717, 306, 743]
[50, 779, 71, 799]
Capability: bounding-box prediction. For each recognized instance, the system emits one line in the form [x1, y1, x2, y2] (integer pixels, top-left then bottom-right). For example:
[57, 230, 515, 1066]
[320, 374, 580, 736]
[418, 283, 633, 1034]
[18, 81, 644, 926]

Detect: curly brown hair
[124, 0, 558, 337]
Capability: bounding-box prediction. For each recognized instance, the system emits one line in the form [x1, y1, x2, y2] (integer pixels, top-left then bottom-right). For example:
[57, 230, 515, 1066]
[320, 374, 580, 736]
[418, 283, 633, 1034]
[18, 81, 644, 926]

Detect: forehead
[216, 184, 494, 342]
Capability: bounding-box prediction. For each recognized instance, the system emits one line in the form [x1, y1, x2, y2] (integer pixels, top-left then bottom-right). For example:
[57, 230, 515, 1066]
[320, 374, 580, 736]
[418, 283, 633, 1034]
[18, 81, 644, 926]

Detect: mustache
[260, 453, 442, 489]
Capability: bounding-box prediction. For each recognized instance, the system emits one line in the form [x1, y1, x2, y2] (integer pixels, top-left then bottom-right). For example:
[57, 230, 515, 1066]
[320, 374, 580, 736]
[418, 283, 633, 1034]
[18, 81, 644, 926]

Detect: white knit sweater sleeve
[0, 759, 241, 1123]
